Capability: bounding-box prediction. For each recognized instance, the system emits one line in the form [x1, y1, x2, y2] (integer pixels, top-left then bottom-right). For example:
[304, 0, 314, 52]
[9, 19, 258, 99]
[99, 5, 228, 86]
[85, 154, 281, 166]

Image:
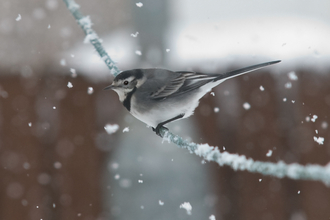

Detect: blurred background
[1, 0, 330, 219]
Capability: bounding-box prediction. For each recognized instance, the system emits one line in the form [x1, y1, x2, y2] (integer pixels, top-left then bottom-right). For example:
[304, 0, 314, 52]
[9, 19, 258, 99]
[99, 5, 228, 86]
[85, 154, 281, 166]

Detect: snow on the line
[135, 50, 142, 56]
[288, 71, 298, 81]
[104, 124, 119, 134]
[259, 85, 264, 91]
[313, 136, 324, 145]
[210, 92, 215, 96]
[243, 102, 251, 110]
[67, 0, 80, 11]
[159, 200, 164, 206]
[180, 202, 192, 215]
[311, 115, 318, 122]
[122, 127, 129, 132]
[84, 32, 99, 44]
[130, 32, 139, 37]
[162, 128, 330, 185]
[209, 215, 216, 220]
[78, 16, 93, 29]
[194, 143, 215, 158]
[266, 150, 273, 157]
[87, 87, 94, 95]
[67, 82, 73, 88]
[16, 14, 22, 21]
[136, 2, 143, 7]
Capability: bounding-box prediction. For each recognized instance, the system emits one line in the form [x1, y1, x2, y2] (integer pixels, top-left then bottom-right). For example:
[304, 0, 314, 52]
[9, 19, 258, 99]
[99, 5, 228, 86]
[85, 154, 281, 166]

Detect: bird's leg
[152, 114, 185, 137]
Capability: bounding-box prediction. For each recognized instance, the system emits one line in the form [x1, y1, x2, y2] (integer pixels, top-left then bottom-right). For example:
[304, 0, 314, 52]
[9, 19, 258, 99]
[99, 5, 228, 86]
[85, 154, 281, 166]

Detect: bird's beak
[103, 84, 115, 90]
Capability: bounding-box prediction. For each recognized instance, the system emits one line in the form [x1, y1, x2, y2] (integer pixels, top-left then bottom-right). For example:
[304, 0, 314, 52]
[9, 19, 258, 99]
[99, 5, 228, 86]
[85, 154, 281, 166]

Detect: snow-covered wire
[62, 0, 120, 76]
[62, 0, 330, 186]
[161, 128, 330, 186]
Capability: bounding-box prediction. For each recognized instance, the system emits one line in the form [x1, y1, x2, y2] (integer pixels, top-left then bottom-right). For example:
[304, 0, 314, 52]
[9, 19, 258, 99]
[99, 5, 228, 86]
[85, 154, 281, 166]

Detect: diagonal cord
[63, 0, 120, 76]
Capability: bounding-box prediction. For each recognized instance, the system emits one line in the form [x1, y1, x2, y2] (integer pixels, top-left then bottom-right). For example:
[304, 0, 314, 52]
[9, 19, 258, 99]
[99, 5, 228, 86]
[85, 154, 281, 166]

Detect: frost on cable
[84, 32, 99, 44]
[66, 0, 80, 11]
[78, 16, 93, 30]
[161, 128, 330, 186]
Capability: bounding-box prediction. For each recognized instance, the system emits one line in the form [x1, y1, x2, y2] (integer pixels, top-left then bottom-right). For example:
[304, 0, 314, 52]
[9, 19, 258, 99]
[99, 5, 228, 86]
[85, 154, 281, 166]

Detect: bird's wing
[150, 72, 217, 99]
[148, 60, 281, 99]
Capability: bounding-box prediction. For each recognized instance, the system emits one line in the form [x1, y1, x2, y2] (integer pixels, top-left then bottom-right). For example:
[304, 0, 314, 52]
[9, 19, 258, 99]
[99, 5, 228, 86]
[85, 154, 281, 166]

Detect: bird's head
[104, 69, 146, 102]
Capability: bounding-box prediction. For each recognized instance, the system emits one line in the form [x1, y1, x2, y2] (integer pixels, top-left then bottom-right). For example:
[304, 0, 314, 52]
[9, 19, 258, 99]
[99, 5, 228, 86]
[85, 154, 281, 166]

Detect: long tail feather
[214, 60, 281, 82]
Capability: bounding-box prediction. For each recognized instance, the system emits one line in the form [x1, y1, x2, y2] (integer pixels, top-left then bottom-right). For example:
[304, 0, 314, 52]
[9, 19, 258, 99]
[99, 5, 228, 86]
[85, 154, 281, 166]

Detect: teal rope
[63, 0, 120, 76]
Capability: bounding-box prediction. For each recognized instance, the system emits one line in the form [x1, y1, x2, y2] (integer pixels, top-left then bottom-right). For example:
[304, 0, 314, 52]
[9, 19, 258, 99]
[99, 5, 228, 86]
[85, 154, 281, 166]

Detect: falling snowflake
[266, 150, 273, 157]
[243, 102, 251, 110]
[311, 115, 318, 122]
[285, 82, 292, 89]
[136, 2, 143, 7]
[313, 136, 324, 145]
[180, 202, 192, 215]
[130, 32, 139, 37]
[209, 215, 216, 220]
[135, 50, 142, 56]
[60, 59, 66, 66]
[67, 82, 73, 88]
[288, 71, 298, 81]
[16, 14, 22, 21]
[87, 87, 94, 95]
[104, 124, 119, 134]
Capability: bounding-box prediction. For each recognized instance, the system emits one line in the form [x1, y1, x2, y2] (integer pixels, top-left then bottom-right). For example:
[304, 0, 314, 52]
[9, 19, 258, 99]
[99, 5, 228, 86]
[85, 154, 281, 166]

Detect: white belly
[129, 79, 223, 128]
[130, 96, 200, 128]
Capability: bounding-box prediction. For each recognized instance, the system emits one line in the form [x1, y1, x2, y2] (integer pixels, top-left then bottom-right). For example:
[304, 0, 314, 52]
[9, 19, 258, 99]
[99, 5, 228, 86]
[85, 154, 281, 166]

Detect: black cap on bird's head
[104, 69, 144, 90]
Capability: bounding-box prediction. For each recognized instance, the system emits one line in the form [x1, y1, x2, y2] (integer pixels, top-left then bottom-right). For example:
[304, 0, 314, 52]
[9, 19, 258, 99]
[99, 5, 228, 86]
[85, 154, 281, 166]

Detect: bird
[104, 60, 281, 137]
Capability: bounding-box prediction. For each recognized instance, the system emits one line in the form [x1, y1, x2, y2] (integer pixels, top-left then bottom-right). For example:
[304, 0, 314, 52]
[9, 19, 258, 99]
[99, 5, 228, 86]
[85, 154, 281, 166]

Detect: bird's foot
[152, 125, 168, 137]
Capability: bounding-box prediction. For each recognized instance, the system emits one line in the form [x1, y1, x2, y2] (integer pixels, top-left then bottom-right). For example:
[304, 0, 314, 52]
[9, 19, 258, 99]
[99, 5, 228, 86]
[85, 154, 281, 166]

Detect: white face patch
[113, 89, 127, 102]
[136, 75, 147, 88]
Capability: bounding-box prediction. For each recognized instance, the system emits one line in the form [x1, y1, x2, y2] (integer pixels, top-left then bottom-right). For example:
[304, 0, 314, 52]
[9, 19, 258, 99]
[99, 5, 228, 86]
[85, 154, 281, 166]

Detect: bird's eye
[123, 80, 129, 85]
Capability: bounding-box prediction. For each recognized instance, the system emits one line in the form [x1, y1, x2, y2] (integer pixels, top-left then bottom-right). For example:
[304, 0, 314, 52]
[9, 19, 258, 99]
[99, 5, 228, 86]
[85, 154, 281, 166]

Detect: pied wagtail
[104, 60, 281, 137]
